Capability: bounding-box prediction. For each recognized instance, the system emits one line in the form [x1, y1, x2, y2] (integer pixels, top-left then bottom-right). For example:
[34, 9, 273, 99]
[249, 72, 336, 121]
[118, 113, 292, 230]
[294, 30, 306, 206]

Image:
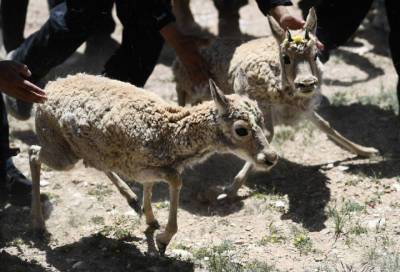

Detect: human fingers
[8, 86, 46, 103]
[281, 15, 305, 30]
[21, 79, 46, 97]
[9, 61, 32, 78]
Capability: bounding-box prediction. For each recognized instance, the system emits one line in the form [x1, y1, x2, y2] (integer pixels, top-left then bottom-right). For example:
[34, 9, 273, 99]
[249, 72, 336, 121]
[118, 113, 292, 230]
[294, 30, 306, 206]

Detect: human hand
[279, 13, 305, 30]
[0, 61, 47, 103]
[160, 23, 210, 88]
[271, 6, 324, 50]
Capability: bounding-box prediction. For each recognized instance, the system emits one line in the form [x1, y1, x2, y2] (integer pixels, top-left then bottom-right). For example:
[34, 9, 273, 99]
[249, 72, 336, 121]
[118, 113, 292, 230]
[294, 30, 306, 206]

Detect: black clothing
[11, 0, 174, 87]
[315, 0, 400, 108]
[1, 0, 293, 166]
[0, 95, 10, 163]
[256, 0, 293, 16]
[0, 0, 29, 52]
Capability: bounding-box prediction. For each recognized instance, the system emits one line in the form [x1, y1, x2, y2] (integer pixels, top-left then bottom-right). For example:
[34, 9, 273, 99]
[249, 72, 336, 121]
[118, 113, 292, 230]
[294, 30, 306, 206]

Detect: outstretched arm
[256, 0, 324, 49]
[160, 23, 209, 87]
[0, 61, 46, 103]
[255, 0, 304, 29]
[148, 1, 210, 87]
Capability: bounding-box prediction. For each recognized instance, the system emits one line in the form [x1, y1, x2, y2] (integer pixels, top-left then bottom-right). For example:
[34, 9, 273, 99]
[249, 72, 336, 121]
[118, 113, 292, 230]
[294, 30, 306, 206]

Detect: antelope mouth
[264, 159, 276, 167]
[256, 153, 279, 169]
[296, 87, 315, 97]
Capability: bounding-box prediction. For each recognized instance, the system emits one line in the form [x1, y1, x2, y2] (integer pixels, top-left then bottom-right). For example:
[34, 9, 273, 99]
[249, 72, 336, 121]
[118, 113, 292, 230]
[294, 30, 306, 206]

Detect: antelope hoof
[32, 217, 46, 234]
[31, 225, 47, 238]
[217, 185, 241, 201]
[356, 146, 379, 158]
[128, 199, 143, 216]
[147, 220, 160, 230]
[155, 234, 169, 256]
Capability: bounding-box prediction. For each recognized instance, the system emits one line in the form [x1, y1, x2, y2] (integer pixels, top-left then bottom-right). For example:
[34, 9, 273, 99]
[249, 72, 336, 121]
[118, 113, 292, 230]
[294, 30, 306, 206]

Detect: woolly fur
[35, 74, 265, 182]
[174, 36, 322, 124]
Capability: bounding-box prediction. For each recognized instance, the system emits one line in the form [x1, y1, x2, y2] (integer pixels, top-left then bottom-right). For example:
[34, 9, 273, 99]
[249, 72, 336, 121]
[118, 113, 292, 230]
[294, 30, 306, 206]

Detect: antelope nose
[257, 152, 278, 167]
[294, 76, 318, 89]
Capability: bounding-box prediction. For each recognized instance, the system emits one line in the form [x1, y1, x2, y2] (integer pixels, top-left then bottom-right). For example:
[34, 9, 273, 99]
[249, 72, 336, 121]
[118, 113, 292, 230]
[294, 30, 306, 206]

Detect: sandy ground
[1, 1, 400, 271]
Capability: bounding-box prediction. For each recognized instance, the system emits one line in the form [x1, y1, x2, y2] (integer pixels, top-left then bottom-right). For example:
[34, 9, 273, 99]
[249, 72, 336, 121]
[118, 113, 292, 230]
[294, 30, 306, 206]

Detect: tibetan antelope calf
[174, 8, 379, 199]
[29, 74, 277, 254]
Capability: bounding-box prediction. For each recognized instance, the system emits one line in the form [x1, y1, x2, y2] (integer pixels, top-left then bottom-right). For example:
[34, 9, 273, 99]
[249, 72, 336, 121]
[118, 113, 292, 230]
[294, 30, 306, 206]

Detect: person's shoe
[4, 50, 33, 120]
[0, 159, 32, 206]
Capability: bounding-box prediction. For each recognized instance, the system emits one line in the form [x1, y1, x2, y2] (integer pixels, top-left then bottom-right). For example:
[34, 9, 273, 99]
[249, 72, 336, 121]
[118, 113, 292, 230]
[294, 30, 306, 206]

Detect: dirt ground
[1, 1, 400, 271]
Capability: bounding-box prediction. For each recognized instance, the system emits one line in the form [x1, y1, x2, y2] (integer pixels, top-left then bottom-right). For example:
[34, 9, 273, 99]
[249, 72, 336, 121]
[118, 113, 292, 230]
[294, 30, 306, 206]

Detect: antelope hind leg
[106, 172, 142, 216]
[143, 183, 159, 228]
[29, 145, 46, 233]
[309, 111, 379, 157]
[155, 170, 182, 255]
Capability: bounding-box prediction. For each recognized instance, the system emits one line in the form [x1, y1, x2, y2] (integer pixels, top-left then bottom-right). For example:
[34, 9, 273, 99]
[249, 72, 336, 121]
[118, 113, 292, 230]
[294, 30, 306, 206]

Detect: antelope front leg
[143, 183, 159, 229]
[219, 162, 254, 200]
[29, 145, 45, 232]
[309, 111, 379, 157]
[156, 171, 182, 255]
[106, 172, 142, 216]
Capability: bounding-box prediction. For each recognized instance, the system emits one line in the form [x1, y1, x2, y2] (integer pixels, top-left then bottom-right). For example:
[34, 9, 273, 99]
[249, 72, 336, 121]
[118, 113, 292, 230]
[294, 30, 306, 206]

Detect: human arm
[255, 0, 304, 29]
[144, 0, 209, 87]
[255, 0, 324, 49]
[0, 61, 47, 103]
[160, 23, 209, 86]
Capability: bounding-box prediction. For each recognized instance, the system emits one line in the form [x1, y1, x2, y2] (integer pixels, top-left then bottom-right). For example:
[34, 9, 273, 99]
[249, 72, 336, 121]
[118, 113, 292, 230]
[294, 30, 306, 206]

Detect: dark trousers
[11, 0, 164, 87]
[0, 0, 65, 53]
[0, 0, 115, 162]
[315, 0, 400, 105]
[0, 95, 10, 163]
[0, 0, 29, 52]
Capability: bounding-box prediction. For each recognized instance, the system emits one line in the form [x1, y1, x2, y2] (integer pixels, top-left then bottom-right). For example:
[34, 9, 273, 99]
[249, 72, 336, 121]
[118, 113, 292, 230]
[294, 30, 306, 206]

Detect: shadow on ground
[1, 232, 194, 272]
[145, 153, 331, 232]
[318, 103, 400, 179]
[44, 234, 194, 272]
[323, 48, 385, 87]
[0, 251, 47, 272]
[319, 103, 399, 156]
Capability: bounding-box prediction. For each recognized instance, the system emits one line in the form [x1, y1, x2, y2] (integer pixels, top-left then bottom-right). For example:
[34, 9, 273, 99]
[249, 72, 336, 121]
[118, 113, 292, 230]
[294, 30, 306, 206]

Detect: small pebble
[275, 200, 286, 208]
[171, 249, 193, 260]
[40, 180, 49, 187]
[245, 226, 253, 231]
[392, 183, 400, 192]
[337, 165, 349, 171]
[365, 218, 386, 231]
[325, 163, 334, 169]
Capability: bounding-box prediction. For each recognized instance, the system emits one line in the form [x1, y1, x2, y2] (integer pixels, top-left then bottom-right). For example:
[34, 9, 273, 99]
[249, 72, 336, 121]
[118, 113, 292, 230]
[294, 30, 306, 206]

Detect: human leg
[7, 1, 109, 119]
[47, 0, 64, 10]
[315, 0, 374, 62]
[103, 0, 164, 87]
[0, 0, 29, 52]
[0, 94, 32, 199]
[385, 0, 400, 114]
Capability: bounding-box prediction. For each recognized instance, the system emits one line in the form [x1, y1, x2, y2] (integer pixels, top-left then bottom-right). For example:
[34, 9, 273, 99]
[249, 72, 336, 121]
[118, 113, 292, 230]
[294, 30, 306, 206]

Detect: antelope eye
[235, 127, 249, 137]
[283, 55, 291, 65]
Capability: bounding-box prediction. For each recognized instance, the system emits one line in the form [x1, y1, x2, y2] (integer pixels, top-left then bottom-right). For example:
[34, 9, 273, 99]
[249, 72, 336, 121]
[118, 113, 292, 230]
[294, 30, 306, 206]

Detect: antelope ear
[209, 79, 229, 115]
[286, 29, 293, 42]
[233, 68, 249, 95]
[304, 7, 317, 35]
[268, 16, 285, 43]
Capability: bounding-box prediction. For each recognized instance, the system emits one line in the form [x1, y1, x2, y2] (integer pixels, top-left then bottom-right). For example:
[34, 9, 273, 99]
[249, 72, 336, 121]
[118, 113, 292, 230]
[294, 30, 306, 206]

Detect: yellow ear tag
[292, 35, 304, 44]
